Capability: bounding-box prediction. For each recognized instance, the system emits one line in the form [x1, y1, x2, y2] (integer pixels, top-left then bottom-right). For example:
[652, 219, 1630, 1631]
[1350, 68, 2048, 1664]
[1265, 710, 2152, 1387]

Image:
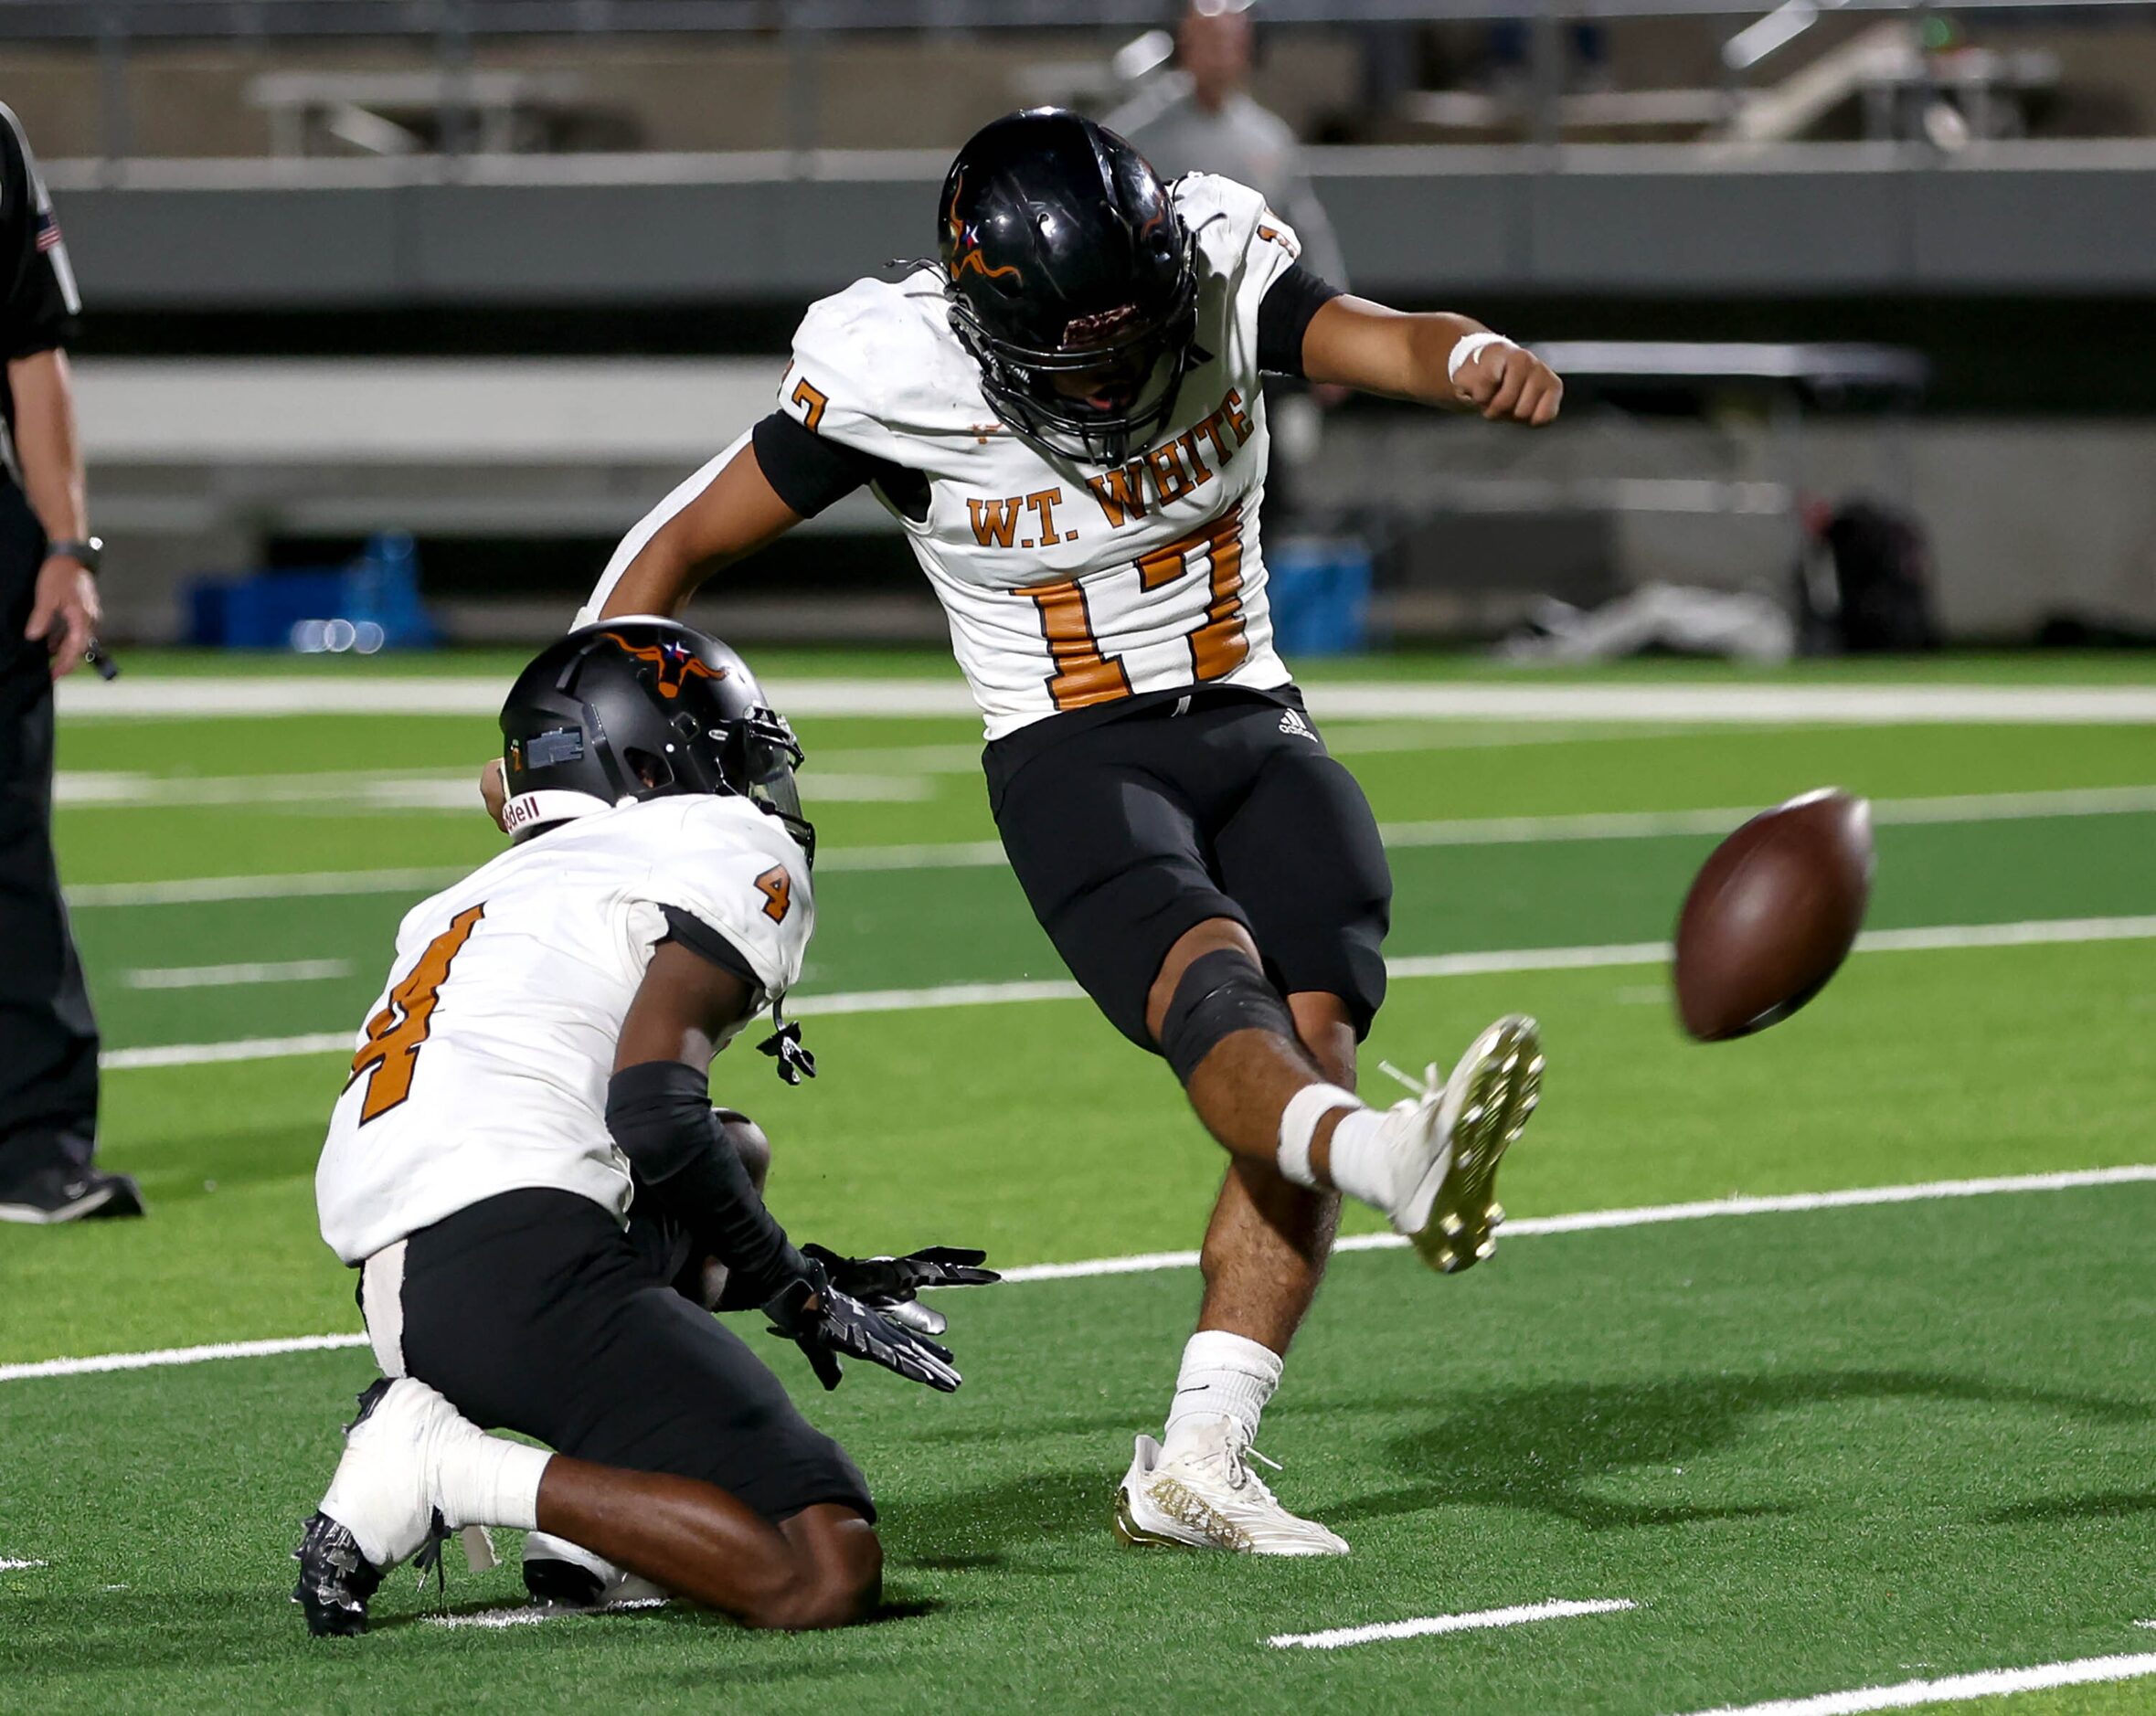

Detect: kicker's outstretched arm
[1300, 294, 1564, 427]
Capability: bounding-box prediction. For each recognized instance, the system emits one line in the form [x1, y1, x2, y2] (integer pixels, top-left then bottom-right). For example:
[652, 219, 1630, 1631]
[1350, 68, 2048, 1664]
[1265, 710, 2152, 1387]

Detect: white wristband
[1448, 331, 1516, 383]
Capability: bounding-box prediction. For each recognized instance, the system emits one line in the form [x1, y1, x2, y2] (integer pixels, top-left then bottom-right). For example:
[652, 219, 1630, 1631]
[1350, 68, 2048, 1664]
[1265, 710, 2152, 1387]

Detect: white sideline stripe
[1666, 1650, 2156, 1715]
[52, 677, 2156, 724]
[1269, 1596, 1634, 1650]
[91, 915, 2156, 1073]
[0, 1558, 48, 1570]
[6, 1166, 2155, 1384]
[122, 959, 353, 990]
[63, 785, 2156, 904]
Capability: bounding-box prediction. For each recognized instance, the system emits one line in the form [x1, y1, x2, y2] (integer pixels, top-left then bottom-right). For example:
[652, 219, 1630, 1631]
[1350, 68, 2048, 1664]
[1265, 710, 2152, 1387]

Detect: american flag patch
[35, 207, 60, 253]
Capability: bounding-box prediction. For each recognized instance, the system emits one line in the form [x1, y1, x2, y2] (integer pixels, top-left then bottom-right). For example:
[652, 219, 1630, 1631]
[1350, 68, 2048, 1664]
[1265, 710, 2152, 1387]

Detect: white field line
[101, 1032, 354, 1071]
[0, 1558, 48, 1570]
[91, 914, 2156, 1074]
[123, 959, 353, 990]
[1269, 1596, 1635, 1650]
[52, 676, 2156, 724]
[999, 1165, 2156, 1283]
[426, 1598, 665, 1629]
[62, 784, 2156, 905]
[69, 866, 468, 907]
[56, 768, 928, 810]
[7, 1165, 2154, 1385]
[1666, 1650, 2156, 1716]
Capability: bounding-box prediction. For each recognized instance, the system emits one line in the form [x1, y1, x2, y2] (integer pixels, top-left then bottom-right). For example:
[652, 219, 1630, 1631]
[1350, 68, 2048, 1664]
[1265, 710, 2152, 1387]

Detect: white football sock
[1162, 1329, 1281, 1457]
[1277, 1083, 1399, 1213]
[1275, 1082, 1360, 1190]
[1322, 1107, 1403, 1214]
[434, 1430, 549, 1532]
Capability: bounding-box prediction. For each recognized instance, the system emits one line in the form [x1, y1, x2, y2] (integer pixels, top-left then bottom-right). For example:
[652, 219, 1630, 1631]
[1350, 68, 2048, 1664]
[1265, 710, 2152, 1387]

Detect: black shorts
[361, 1188, 874, 1525]
[983, 686, 1392, 1050]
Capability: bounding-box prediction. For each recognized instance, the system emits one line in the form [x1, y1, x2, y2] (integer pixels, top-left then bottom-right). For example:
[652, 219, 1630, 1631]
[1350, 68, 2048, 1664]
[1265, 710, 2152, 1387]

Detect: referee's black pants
[0, 478, 99, 1190]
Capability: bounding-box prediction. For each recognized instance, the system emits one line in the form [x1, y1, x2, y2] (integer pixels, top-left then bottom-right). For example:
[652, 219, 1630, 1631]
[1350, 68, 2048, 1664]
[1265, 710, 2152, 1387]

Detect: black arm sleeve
[607, 1059, 805, 1303]
[660, 906, 759, 988]
[750, 409, 881, 518]
[1256, 261, 1345, 378]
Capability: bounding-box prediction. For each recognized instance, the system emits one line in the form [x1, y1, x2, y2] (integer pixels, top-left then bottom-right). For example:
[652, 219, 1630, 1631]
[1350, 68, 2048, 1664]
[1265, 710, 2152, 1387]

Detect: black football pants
[0, 478, 99, 1188]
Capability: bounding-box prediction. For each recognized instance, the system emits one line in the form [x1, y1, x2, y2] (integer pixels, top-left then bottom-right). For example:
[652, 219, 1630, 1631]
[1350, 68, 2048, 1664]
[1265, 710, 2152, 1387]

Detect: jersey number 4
[348, 905, 485, 1124]
[1026, 500, 1249, 712]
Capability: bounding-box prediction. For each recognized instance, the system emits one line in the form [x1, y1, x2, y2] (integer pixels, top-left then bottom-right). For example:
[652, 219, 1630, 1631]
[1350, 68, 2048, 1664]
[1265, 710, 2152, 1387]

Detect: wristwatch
[48, 536, 102, 574]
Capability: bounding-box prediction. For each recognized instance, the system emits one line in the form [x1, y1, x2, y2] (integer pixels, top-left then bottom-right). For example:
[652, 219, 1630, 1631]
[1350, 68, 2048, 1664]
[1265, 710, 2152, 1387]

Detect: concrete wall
[41, 143, 2156, 307]
[63, 358, 2156, 645]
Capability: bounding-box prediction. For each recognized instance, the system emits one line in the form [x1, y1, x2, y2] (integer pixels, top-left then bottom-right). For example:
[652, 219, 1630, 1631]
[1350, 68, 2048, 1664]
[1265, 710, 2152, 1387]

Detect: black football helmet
[497, 618, 813, 865]
[939, 108, 1198, 465]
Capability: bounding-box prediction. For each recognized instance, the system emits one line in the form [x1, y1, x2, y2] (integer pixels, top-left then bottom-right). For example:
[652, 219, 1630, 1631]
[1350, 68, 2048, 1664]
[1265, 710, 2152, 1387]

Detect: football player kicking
[295, 620, 995, 1636]
[542, 109, 1562, 1556]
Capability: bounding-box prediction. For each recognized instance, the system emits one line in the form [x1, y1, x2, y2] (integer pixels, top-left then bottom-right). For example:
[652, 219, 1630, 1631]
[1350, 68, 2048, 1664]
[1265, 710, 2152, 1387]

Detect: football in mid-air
[1673, 789, 1875, 1042]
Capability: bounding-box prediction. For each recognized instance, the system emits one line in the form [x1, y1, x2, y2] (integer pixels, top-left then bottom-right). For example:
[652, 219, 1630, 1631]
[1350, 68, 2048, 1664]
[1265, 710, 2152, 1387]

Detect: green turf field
[5, 651, 2154, 1715]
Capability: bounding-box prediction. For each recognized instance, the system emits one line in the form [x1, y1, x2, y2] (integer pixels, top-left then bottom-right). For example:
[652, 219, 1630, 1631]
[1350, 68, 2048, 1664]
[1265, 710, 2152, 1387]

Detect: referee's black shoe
[0, 1164, 145, 1224]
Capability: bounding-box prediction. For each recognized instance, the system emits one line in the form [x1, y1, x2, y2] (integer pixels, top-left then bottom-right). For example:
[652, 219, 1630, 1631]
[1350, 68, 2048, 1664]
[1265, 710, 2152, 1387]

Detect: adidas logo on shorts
[1278, 709, 1316, 740]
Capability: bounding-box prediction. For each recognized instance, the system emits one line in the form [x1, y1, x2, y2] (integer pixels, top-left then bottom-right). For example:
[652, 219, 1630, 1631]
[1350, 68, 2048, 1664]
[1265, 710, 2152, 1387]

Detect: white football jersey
[315, 794, 813, 1266]
[583, 173, 1303, 740]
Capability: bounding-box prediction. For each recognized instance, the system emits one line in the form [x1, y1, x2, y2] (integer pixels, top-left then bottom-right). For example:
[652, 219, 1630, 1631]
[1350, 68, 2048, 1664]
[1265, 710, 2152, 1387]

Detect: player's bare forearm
[597, 442, 805, 621]
[7, 349, 87, 542]
[1301, 295, 1562, 427]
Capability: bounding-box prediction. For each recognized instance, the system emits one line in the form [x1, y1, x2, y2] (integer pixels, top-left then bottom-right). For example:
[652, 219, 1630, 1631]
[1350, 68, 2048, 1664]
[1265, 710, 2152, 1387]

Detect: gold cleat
[1405, 1014, 1544, 1275]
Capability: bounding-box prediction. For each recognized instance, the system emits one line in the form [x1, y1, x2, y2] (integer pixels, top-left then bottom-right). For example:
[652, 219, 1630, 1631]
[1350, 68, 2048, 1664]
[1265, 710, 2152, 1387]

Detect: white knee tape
[1277, 1082, 1361, 1189]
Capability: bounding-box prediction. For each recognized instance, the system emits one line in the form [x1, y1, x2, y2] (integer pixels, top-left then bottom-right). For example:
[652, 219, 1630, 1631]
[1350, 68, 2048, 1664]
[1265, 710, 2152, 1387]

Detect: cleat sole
[1411, 1015, 1544, 1276]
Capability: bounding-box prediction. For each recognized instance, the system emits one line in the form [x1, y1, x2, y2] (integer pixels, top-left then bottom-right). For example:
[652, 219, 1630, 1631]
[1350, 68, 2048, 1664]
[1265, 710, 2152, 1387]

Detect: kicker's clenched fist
[1454, 341, 1564, 427]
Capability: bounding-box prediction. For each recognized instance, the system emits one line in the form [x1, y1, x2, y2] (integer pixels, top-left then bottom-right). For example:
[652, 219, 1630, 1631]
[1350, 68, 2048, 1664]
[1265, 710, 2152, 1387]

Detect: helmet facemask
[948, 230, 1197, 466]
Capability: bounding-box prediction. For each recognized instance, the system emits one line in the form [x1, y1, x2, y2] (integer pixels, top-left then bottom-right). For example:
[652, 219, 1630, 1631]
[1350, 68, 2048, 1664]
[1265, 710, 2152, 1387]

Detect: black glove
[764, 1257, 962, 1393]
[800, 1244, 1001, 1339]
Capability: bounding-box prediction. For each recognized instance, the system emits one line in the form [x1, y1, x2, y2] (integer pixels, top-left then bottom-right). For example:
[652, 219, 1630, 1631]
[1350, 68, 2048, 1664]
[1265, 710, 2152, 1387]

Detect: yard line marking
[0, 1332, 368, 1382]
[91, 915, 2156, 1073]
[53, 677, 2156, 724]
[69, 866, 467, 907]
[56, 768, 926, 811]
[123, 959, 353, 990]
[0, 1558, 48, 1570]
[946, 1166, 2156, 1283]
[1665, 1649, 2156, 1715]
[1269, 1596, 1635, 1650]
[6, 1166, 2155, 1383]
[61, 785, 2156, 903]
[101, 1032, 352, 1071]
[821, 786, 2156, 872]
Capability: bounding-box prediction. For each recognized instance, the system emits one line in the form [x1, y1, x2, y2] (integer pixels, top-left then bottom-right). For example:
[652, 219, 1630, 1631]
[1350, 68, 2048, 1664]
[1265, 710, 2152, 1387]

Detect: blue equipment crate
[185, 532, 438, 651]
[1267, 537, 1373, 657]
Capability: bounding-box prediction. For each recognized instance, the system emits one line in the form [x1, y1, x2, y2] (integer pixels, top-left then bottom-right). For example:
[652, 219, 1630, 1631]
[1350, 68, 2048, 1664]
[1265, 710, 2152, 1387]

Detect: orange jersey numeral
[348, 905, 485, 1125]
[1026, 500, 1248, 710]
[791, 377, 829, 432]
[755, 865, 794, 923]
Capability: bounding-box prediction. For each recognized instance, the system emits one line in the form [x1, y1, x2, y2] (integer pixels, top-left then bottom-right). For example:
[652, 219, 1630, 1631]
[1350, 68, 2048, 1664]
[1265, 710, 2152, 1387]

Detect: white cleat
[522, 1531, 668, 1609]
[1382, 1014, 1545, 1275]
[1114, 1427, 1349, 1557]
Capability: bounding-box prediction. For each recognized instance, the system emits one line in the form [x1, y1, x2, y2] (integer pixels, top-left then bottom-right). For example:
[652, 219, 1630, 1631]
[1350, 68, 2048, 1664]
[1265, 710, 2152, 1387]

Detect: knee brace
[1157, 948, 1298, 1086]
